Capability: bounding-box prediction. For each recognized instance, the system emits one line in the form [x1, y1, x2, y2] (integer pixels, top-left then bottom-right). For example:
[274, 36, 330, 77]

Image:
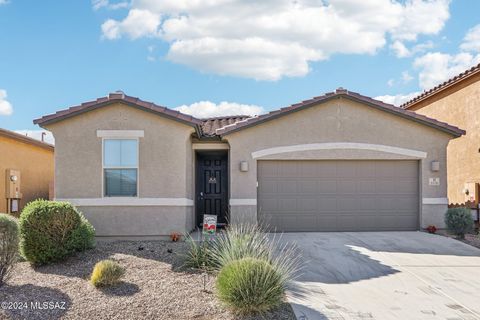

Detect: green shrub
[209, 224, 272, 270]
[183, 234, 214, 270]
[445, 207, 474, 239]
[217, 257, 284, 315]
[19, 200, 95, 265]
[0, 214, 19, 286]
[90, 260, 125, 287]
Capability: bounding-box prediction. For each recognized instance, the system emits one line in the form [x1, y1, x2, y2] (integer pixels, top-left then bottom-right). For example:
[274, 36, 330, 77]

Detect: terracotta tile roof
[200, 115, 252, 137]
[215, 88, 465, 137]
[33, 92, 203, 128]
[34, 89, 464, 139]
[0, 128, 54, 150]
[401, 63, 480, 109]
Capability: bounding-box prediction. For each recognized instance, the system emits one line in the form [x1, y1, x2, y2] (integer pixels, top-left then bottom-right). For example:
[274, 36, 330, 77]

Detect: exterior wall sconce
[431, 161, 440, 172]
[240, 161, 249, 172]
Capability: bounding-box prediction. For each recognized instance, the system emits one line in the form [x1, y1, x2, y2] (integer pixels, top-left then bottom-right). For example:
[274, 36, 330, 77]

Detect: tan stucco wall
[78, 206, 193, 237]
[44, 102, 196, 236]
[225, 97, 456, 228]
[0, 135, 54, 213]
[408, 78, 480, 204]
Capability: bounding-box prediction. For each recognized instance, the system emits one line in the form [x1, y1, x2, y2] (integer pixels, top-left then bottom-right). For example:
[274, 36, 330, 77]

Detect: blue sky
[0, 0, 479, 142]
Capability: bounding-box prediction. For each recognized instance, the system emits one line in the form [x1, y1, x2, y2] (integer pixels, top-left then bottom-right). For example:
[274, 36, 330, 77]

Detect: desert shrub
[91, 260, 125, 287]
[0, 214, 19, 286]
[212, 224, 301, 315]
[216, 257, 284, 315]
[19, 200, 95, 265]
[209, 224, 301, 277]
[183, 234, 214, 270]
[445, 207, 474, 239]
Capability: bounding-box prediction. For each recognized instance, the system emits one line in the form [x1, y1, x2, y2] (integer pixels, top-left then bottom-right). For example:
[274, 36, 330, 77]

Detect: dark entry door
[196, 151, 229, 227]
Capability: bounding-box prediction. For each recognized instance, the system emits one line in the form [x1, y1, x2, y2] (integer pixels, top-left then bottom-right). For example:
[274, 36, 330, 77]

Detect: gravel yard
[436, 229, 480, 250]
[0, 241, 295, 320]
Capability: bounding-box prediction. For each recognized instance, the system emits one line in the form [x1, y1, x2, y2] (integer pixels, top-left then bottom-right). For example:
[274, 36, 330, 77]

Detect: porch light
[240, 161, 249, 172]
[431, 161, 440, 172]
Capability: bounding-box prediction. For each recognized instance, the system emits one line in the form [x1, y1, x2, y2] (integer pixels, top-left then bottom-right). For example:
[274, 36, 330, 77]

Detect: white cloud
[460, 24, 480, 53]
[374, 92, 421, 106]
[390, 41, 410, 58]
[175, 101, 264, 118]
[390, 0, 450, 41]
[0, 0, 9, 5]
[92, 0, 129, 11]
[401, 71, 413, 83]
[391, 40, 434, 58]
[14, 130, 55, 144]
[102, 9, 161, 40]
[0, 89, 13, 116]
[414, 52, 480, 89]
[99, 0, 451, 80]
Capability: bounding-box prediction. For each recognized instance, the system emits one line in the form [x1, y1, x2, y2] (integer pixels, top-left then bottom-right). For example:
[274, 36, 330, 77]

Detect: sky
[0, 0, 479, 144]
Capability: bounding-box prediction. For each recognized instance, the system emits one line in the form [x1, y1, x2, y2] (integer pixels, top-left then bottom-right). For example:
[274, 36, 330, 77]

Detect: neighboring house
[34, 89, 464, 237]
[402, 63, 480, 204]
[0, 128, 54, 214]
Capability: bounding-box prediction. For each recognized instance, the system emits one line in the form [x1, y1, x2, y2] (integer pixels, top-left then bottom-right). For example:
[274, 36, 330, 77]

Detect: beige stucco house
[402, 63, 480, 204]
[34, 89, 464, 238]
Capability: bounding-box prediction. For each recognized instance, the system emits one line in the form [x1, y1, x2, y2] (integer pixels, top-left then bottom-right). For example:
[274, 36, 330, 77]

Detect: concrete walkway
[282, 232, 480, 320]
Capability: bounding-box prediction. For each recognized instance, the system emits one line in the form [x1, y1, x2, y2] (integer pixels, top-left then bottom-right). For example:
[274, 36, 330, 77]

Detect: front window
[103, 139, 138, 197]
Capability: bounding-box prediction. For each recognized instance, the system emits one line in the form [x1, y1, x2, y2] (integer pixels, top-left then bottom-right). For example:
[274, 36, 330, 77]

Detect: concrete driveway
[282, 232, 480, 320]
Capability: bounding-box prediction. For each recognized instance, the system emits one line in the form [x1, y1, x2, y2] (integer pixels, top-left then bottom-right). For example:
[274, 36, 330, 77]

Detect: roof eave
[34, 99, 203, 130]
[402, 64, 480, 109]
[218, 93, 465, 137]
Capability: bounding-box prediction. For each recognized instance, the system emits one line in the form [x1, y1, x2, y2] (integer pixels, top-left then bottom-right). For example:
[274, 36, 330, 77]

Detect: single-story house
[0, 128, 54, 214]
[34, 88, 464, 238]
[401, 63, 480, 204]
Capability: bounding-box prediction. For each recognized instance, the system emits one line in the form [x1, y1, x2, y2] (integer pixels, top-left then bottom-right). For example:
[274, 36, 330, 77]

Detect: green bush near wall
[19, 200, 95, 265]
[445, 207, 474, 239]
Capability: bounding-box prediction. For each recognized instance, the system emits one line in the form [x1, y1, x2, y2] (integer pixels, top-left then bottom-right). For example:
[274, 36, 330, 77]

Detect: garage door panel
[318, 180, 338, 193]
[258, 160, 419, 232]
[357, 180, 377, 194]
[337, 180, 357, 194]
[258, 179, 277, 194]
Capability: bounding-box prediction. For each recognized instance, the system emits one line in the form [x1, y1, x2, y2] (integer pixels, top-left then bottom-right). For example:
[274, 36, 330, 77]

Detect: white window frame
[101, 137, 140, 198]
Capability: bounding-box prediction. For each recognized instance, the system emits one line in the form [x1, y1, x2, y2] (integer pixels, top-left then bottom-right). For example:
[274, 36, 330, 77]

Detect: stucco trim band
[230, 199, 257, 205]
[422, 197, 449, 205]
[96, 130, 145, 138]
[56, 198, 194, 206]
[192, 143, 229, 150]
[251, 143, 427, 159]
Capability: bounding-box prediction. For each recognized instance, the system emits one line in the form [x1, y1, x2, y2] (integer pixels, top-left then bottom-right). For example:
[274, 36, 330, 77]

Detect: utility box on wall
[5, 169, 21, 199]
[5, 169, 22, 214]
[464, 182, 479, 204]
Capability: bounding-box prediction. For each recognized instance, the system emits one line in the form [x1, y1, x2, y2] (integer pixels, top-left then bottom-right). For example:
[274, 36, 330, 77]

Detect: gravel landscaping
[435, 229, 480, 250]
[0, 241, 296, 320]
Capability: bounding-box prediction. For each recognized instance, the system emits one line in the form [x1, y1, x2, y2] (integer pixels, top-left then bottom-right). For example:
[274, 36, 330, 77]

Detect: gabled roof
[215, 88, 465, 137]
[0, 128, 54, 151]
[401, 63, 480, 109]
[34, 92, 203, 129]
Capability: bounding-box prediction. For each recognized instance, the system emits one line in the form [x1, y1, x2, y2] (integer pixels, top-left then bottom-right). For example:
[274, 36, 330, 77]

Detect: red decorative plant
[426, 225, 437, 234]
[170, 232, 181, 242]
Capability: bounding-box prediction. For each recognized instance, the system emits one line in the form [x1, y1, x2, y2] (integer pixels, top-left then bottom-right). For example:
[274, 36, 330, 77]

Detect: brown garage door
[257, 160, 419, 232]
